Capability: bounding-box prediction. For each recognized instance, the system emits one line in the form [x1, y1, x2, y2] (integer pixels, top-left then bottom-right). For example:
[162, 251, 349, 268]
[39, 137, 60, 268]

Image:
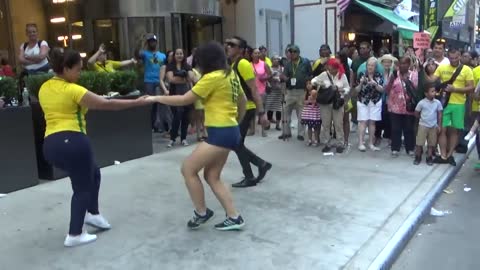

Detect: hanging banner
[424, 0, 438, 39]
[444, 0, 468, 19]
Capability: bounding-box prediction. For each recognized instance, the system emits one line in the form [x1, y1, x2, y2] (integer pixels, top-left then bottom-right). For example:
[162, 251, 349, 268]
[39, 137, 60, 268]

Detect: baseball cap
[145, 33, 157, 41]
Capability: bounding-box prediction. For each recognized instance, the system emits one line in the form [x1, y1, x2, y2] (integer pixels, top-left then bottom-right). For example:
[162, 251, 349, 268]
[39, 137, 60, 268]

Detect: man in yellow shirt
[227, 36, 272, 188]
[433, 48, 474, 165]
[88, 44, 136, 72]
[470, 64, 480, 169]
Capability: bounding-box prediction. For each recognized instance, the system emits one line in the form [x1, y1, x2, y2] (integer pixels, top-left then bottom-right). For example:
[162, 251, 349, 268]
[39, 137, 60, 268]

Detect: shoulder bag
[435, 64, 464, 107]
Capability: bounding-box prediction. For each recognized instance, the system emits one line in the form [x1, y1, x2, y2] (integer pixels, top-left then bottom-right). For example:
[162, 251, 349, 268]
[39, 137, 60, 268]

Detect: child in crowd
[301, 81, 321, 146]
[414, 85, 443, 165]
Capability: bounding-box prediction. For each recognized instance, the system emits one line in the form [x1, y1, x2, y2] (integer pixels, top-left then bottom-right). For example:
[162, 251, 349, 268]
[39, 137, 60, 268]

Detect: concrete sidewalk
[0, 129, 458, 270]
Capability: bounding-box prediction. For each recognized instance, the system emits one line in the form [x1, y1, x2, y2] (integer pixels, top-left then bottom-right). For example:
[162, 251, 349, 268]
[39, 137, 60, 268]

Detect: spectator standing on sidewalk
[265, 55, 284, 131]
[226, 36, 272, 188]
[259, 46, 272, 67]
[252, 48, 272, 137]
[351, 42, 374, 133]
[312, 44, 334, 77]
[88, 44, 136, 72]
[355, 57, 384, 152]
[0, 58, 15, 77]
[166, 48, 196, 148]
[385, 56, 418, 157]
[432, 39, 450, 65]
[19, 23, 50, 75]
[279, 44, 312, 141]
[311, 58, 350, 153]
[433, 48, 474, 165]
[136, 34, 167, 133]
[468, 61, 480, 170]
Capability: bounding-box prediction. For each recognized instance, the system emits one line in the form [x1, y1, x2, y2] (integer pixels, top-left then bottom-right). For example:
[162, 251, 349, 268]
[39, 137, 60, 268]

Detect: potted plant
[0, 76, 39, 192]
[27, 71, 152, 180]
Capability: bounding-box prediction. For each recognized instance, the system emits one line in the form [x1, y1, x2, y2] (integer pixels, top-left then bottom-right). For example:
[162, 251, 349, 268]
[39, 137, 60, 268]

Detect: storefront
[43, 0, 223, 59]
[342, 0, 420, 56]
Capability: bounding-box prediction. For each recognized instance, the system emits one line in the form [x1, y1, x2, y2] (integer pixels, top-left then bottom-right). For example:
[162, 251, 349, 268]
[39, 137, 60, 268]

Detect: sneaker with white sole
[167, 140, 175, 148]
[464, 131, 475, 141]
[85, 213, 111, 230]
[358, 144, 367, 152]
[64, 232, 97, 247]
[214, 215, 245, 231]
[181, 140, 189, 146]
[369, 144, 381, 151]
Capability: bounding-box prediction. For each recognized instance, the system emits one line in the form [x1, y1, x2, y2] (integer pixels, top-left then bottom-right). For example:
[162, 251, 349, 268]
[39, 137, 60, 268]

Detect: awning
[354, 0, 420, 39]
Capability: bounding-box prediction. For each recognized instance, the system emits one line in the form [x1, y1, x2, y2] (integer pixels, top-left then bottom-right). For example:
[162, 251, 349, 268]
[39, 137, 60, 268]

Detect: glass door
[180, 14, 222, 54]
[0, 0, 13, 66]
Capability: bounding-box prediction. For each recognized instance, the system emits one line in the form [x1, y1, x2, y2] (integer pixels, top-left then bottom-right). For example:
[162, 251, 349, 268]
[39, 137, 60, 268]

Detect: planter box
[0, 106, 39, 192]
[31, 102, 153, 180]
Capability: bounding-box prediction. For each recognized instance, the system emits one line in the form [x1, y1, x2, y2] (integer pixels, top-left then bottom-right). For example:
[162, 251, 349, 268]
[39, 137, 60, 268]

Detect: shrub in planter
[77, 71, 111, 95]
[109, 70, 137, 95]
[0, 76, 18, 99]
[25, 73, 53, 98]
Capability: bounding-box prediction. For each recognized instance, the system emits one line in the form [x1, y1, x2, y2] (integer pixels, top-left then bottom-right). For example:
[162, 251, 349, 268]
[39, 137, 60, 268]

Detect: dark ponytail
[50, 47, 82, 74]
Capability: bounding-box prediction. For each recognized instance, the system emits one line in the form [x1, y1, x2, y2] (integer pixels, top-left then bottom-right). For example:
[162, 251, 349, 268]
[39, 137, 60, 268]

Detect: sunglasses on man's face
[289, 50, 298, 53]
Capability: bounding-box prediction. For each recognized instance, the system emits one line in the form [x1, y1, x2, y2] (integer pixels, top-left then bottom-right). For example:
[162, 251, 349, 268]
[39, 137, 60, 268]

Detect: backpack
[23, 40, 44, 51]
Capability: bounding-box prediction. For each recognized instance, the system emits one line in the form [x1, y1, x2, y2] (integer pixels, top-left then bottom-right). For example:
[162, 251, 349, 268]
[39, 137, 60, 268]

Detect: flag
[444, 0, 468, 18]
[394, 0, 419, 20]
[338, 0, 351, 14]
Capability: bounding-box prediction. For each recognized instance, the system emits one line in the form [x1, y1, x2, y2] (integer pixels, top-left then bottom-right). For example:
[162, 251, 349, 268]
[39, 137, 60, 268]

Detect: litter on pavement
[0, 194, 6, 198]
[464, 187, 472, 192]
[430, 207, 451, 217]
[323, 152, 334, 156]
[443, 188, 454, 194]
[114, 160, 121, 165]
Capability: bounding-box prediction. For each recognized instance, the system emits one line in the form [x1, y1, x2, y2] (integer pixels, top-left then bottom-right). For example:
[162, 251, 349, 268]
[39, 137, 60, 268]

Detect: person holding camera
[165, 48, 196, 147]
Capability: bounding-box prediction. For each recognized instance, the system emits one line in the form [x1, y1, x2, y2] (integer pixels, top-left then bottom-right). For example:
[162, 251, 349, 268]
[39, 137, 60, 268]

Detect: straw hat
[379, 54, 398, 63]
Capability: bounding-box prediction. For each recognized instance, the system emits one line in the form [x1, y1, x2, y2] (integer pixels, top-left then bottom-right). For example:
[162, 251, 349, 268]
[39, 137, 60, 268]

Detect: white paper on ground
[0, 194, 6, 198]
[430, 207, 452, 217]
[464, 187, 472, 192]
[114, 161, 121, 165]
[323, 152, 334, 156]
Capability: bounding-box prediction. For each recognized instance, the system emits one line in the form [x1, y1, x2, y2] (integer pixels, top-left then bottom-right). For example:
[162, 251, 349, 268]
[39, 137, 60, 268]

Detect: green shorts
[442, 103, 465, 129]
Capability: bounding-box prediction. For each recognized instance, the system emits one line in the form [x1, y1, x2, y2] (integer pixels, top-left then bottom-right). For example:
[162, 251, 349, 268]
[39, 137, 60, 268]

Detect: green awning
[355, 0, 420, 39]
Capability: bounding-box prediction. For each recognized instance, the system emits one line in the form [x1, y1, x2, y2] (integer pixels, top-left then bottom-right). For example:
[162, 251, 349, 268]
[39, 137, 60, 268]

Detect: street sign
[413, 32, 431, 49]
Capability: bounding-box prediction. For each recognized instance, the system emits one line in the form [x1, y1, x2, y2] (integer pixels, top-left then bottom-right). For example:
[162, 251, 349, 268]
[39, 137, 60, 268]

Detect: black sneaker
[297, 136, 305, 141]
[322, 146, 332, 153]
[413, 156, 421, 165]
[232, 178, 257, 188]
[448, 156, 457, 166]
[256, 162, 272, 183]
[336, 146, 344, 154]
[278, 134, 292, 140]
[214, 216, 245, 231]
[426, 156, 434, 166]
[187, 208, 214, 229]
[433, 156, 448, 164]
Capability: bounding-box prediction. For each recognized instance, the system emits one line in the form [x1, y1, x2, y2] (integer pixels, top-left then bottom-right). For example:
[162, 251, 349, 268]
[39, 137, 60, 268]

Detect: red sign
[413, 32, 431, 49]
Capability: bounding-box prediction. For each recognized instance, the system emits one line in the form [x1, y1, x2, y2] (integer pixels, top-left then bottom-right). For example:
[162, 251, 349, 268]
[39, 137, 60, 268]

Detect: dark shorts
[206, 126, 241, 150]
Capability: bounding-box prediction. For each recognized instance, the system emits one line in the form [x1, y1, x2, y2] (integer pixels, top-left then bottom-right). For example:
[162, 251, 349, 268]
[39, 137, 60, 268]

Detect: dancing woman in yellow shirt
[40, 48, 151, 247]
[148, 41, 248, 231]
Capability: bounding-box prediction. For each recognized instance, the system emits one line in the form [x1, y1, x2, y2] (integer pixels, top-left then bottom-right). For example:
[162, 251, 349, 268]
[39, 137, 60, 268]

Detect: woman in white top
[19, 23, 50, 74]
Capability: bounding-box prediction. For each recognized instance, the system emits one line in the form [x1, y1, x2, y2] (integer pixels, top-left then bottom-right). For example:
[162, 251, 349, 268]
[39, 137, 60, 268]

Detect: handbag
[316, 74, 336, 105]
[401, 77, 419, 112]
[435, 64, 464, 107]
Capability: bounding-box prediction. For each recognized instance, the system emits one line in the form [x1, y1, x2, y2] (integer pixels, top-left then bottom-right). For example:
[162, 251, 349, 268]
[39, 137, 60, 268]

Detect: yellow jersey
[434, 64, 474, 105]
[234, 59, 256, 110]
[264, 57, 272, 67]
[92, 60, 122, 73]
[39, 77, 89, 137]
[192, 68, 204, 110]
[192, 70, 244, 127]
[472, 66, 480, 112]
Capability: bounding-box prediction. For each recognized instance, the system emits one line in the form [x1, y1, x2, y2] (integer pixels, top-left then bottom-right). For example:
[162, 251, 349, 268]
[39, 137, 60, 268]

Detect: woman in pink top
[252, 48, 272, 136]
[385, 56, 418, 157]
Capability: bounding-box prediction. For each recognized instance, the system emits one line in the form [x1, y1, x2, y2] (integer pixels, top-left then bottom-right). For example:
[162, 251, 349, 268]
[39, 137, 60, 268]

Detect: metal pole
[419, 0, 425, 32]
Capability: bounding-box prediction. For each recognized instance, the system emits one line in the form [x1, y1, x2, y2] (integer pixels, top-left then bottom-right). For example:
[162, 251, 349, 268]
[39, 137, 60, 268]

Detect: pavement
[392, 155, 480, 270]
[0, 124, 468, 270]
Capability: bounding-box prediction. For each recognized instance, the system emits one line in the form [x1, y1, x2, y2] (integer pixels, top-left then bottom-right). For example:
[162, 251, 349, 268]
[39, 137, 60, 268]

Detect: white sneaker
[64, 232, 97, 247]
[85, 213, 111, 230]
[167, 140, 174, 148]
[369, 144, 381, 151]
[181, 140, 189, 146]
[358, 144, 367, 152]
[392, 151, 399, 157]
[464, 131, 475, 141]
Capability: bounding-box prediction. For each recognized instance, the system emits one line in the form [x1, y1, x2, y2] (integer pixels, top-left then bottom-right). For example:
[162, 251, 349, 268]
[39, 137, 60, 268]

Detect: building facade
[0, 0, 291, 67]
